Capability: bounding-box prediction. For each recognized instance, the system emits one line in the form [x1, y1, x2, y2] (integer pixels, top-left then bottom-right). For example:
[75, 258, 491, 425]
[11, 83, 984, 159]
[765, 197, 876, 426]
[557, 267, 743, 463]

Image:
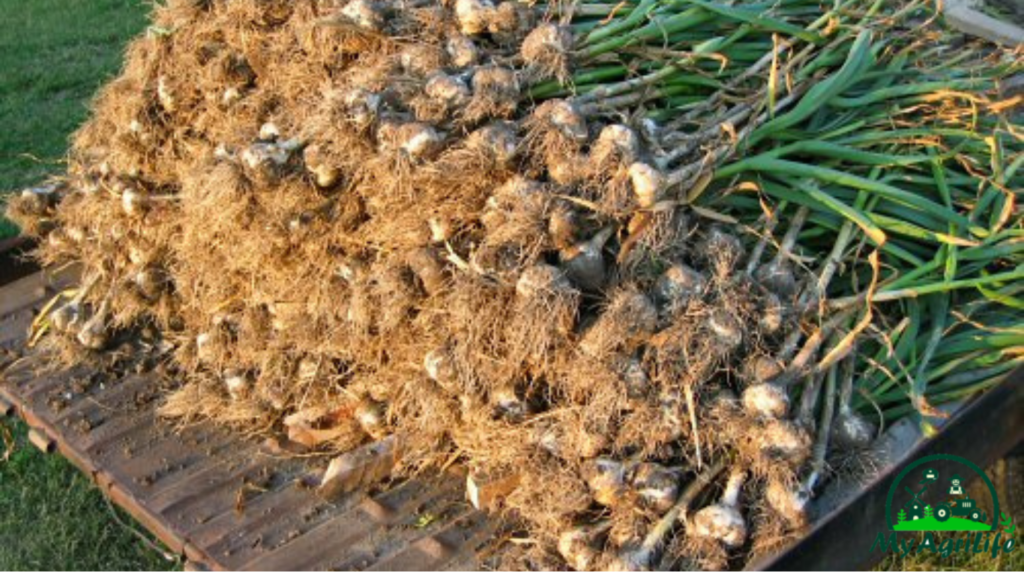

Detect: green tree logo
[886, 454, 1001, 533]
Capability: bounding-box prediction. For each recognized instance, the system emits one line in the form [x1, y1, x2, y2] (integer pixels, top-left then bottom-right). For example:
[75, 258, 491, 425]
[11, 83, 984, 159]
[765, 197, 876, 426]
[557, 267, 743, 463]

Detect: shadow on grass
[0, 418, 179, 570]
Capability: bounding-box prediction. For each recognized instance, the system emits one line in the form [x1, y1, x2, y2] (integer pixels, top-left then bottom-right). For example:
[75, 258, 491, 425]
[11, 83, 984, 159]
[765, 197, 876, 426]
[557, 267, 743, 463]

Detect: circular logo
[885, 454, 999, 532]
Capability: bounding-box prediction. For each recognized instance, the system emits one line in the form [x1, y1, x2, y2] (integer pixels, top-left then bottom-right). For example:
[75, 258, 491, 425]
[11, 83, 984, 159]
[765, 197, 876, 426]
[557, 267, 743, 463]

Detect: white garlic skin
[742, 382, 789, 419]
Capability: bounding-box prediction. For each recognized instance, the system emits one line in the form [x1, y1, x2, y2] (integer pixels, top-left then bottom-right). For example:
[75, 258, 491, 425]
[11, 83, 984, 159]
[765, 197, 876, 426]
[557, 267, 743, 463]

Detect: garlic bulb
[446, 35, 479, 68]
[759, 291, 786, 335]
[832, 407, 875, 449]
[742, 355, 783, 387]
[354, 397, 388, 439]
[342, 88, 381, 129]
[742, 382, 789, 419]
[121, 188, 149, 217]
[135, 267, 167, 301]
[631, 462, 679, 513]
[766, 476, 810, 527]
[557, 522, 610, 571]
[699, 227, 745, 278]
[425, 73, 471, 108]
[491, 385, 526, 420]
[467, 122, 517, 164]
[424, 347, 458, 391]
[757, 259, 797, 299]
[303, 144, 340, 188]
[397, 123, 445, 160]
[340, 0, 385, 32]
[707, 309, 744, 352]
[521, 23, 573, 77]
[654, 263, 705, 312]
[628, 162, 665, 208]
[759, 419, 812, 464]
[560, 227, 614, 292]
[223, 369, 253, 400]
[544, 99, 588, 143]
[583, 458, 628, 507]
[515, 264, 573, 300]
[50, 302, 82, 334]
[454, 0, 494, 36]
[521, 23, 570, 58]
[76, 310, 109, 351]
[690, 468, 747, 548]
[258, 121, 280, 142]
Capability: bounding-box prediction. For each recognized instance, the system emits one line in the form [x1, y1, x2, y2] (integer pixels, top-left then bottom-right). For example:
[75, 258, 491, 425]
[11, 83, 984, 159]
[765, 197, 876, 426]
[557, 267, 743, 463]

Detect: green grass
[0, 0, 176, 569]
[0, 419, 178, 570]
[895, 517, 992, 532]
[0, 0, 151, 239]
[877, 540, 1023, 571]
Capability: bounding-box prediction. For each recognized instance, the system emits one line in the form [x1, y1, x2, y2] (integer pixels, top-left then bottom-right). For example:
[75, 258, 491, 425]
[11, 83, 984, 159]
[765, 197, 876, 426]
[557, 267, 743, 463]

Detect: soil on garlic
[7, 0, 846, 570]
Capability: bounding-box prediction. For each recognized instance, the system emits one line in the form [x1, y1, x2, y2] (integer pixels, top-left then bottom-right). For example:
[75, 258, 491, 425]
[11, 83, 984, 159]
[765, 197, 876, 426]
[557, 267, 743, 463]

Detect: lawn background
[0, 0, 176, 569]
[0, 0, 154, 238]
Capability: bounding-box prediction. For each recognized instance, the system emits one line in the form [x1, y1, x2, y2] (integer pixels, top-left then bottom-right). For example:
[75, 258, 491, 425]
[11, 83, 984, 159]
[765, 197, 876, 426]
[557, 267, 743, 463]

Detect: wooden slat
[364, 510, 492, 572]
[0, 266, 78, 318]
[0, 267, 485, 571]
[0, 271, 47, 318]
[0, 236, 38, 286]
